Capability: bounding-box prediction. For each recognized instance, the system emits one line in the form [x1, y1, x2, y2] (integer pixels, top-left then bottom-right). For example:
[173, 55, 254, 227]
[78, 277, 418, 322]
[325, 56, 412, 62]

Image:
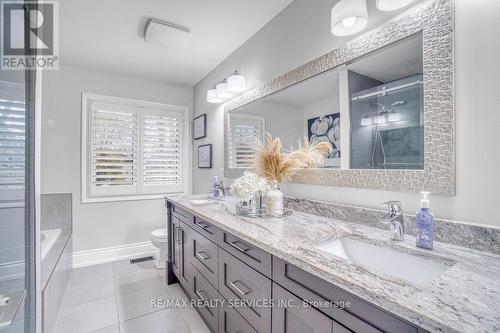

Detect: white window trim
[81, 93, 191, 203]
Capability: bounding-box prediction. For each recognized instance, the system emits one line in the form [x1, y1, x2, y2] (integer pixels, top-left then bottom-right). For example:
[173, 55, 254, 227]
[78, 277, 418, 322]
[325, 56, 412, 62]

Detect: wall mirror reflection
[227, 32, 423, 171]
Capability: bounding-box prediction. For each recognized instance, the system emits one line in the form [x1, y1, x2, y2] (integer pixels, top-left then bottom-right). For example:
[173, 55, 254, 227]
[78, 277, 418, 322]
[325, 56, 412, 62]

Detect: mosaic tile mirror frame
[224, 0, 455, 195]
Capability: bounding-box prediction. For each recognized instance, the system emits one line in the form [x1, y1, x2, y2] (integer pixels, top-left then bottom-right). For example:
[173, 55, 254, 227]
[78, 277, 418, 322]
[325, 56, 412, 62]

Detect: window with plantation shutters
[140, 109, 182, 193]
[82, 94, 187, 202]
[0, 81, 25, 203]
[228, 114, 264, 169]
[90, 102, 138, 195]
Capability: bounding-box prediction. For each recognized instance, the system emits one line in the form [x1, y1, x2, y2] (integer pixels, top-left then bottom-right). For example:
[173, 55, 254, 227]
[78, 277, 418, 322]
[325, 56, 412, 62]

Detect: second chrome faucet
[381, 201, 405, 241]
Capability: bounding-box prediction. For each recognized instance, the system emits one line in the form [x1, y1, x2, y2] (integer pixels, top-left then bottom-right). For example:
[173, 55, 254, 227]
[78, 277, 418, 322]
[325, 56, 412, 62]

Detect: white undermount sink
[314, 237, 454, 287]
[183, 194, 220, 206]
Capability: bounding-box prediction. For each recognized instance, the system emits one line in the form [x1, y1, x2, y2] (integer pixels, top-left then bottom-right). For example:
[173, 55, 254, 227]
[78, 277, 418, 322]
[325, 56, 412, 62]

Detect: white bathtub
[41, 229, 62, 261]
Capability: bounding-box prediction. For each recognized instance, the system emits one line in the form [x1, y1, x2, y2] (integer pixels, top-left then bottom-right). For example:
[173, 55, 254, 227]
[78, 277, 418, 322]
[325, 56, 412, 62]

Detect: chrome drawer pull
[229, 241, 249, 253]
[195, 251, 209, 260]
[195, 289, 207, 301]
[230, 280, 251, 296]
[194, 220, 209, 229]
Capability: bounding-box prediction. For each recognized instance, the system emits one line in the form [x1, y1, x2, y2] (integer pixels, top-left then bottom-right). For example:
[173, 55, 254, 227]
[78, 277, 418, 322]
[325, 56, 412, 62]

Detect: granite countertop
[167, 195, 500, 333]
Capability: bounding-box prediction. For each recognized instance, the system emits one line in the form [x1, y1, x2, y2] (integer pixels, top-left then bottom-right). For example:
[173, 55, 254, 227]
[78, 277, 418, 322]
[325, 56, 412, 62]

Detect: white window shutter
[229, 114, 264, 169]
[140, 108, 183, 193]
[90, 102, 139, 196]
[0, 96, 25, 200]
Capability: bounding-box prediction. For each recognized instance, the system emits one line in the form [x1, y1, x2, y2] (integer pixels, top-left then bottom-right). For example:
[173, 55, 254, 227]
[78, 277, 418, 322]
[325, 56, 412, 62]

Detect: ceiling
[59, 0, 294, 85]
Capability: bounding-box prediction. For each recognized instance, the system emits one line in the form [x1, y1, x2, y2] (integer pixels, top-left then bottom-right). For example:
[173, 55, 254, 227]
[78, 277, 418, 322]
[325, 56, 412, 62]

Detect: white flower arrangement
[229, 172, 270, 201]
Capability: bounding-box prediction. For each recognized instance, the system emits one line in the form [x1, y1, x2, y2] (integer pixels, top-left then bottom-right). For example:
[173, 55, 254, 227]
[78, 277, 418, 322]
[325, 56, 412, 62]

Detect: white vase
[266, 182, 283, 216]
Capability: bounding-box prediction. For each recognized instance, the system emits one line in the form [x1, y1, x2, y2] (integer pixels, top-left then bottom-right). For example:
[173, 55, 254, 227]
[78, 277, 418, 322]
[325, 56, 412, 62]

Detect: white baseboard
[73, 241, 157, 268]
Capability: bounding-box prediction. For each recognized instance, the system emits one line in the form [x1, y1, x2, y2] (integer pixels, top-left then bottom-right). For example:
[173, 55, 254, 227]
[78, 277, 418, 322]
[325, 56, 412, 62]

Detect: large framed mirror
[224, 0, 454, 195]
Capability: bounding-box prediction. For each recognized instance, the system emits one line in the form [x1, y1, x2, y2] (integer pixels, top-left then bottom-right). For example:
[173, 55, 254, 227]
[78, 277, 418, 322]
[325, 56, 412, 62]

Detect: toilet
[150, 228, 167, 269]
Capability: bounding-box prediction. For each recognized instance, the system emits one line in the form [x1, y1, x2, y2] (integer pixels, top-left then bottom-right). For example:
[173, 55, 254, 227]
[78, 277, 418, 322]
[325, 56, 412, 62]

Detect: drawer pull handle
[194, 220, 209, 229]
[230, 280, 251, 296]
[176, 228, 183, 244]
[195, 289, 207, 301]
[229, 241, 249, 253]
[195, 251, 209, 260]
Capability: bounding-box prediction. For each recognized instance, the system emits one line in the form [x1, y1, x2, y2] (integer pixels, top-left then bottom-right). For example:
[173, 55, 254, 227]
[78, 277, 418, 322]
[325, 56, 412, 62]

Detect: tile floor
[53, 259, 210, 333]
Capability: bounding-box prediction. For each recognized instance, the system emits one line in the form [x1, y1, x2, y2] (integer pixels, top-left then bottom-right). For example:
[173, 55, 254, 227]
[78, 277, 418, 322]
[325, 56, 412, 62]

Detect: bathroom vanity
[165, 196, 500, 333]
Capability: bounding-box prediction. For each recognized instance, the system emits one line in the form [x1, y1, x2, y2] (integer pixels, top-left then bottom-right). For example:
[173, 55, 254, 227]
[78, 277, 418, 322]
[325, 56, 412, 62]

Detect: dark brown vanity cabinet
[191, 265, 220, 333]
[190, 224, 219, 288]
[171, 212, 192, 289]
[273, 283, 353, 333]
[167, 202, 427, 333]
[218, 248, 272, 333]
[171, 214, 181, 278]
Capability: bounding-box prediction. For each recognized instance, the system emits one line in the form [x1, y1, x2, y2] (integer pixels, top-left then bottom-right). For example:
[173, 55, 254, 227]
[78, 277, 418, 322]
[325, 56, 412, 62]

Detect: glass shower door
[0, 1, 36, 332]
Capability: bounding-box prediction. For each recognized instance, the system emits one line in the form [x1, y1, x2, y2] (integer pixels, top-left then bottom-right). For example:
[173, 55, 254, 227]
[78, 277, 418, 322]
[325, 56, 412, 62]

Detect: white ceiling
[59, 0, 294, 85]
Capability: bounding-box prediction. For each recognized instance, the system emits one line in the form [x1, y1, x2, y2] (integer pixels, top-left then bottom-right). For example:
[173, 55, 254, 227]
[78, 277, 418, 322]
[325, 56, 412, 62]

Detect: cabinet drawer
[219, 249, 272, 333]
[219, 231, 272, 278]
[189, 227, 218, 288]
[172, 204, 192, 223]
[273, 257, 417, 333]
[191, 266, 219, 333]
[272, 283, 334, 333]
[219, 302, 258, 333]
[191, 216, 219, 243]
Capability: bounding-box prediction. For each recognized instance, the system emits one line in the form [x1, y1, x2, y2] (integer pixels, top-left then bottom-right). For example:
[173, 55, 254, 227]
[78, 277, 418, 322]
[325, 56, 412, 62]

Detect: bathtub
[41, 229, 62, 261]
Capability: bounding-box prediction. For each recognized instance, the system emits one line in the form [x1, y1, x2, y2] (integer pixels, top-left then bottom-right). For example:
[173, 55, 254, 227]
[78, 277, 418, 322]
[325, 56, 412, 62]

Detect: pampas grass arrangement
[253, 133, 332, 183]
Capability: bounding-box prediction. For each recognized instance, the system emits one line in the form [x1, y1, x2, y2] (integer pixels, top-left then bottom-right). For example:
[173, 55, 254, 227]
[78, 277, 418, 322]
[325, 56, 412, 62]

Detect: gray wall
[192, 0, 500, 227]
[41, 65, 193, 253]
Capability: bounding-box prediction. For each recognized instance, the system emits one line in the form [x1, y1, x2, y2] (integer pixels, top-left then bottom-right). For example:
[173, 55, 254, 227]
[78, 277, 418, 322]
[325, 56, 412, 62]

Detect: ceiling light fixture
[206, 71, 247, 104]
[144, 19, 191, 49]
[376, 0, 415, 11]
[331, 0, 368, 36]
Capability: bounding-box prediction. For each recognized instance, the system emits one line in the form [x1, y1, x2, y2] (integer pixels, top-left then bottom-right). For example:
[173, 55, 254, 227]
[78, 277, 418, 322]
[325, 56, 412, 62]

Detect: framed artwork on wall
[307, 113, 340, 167]
[193, 114, 207, 140]
[198, 144, 212, 168]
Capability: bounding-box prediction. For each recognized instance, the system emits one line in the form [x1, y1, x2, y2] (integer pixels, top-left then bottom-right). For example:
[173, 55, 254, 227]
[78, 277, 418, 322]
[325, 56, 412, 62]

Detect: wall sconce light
[206, 71, 247, 104]
[331, 0, 368, 36]
[387, 112, 402, 122]
[207, 88, 222, 104]
[227, 71, 246, 93]
[216, 82, 233, 99]
[376, 0, 415, 11]
[373, 115, 387, 124]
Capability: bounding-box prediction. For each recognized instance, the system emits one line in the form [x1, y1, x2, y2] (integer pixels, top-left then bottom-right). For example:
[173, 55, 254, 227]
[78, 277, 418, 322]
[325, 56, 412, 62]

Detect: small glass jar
[236, 195, 257, 216]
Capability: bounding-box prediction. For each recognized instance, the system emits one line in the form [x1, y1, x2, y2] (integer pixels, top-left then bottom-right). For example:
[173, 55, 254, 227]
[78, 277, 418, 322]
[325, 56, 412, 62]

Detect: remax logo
[1, 1, 59, 70]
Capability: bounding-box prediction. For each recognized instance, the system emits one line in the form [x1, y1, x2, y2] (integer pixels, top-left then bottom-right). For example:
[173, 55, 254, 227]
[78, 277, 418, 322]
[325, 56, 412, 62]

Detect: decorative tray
[234, 208, 293, 219]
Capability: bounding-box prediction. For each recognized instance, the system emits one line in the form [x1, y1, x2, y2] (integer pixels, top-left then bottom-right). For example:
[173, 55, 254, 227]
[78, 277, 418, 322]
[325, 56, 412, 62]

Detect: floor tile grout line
[112, 263, 122, 332]
[176, 301, 197, 333]
[118, 307, 169, 325]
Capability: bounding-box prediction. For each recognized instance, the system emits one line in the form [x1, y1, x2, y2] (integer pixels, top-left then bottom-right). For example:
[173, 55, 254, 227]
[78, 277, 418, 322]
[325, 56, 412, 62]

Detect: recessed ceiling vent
[144, 19, 191, 49]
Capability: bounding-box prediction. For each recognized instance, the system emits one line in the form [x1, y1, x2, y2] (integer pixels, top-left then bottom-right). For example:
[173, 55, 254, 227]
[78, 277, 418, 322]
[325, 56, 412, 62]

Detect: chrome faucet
[381, 201, 405, 241]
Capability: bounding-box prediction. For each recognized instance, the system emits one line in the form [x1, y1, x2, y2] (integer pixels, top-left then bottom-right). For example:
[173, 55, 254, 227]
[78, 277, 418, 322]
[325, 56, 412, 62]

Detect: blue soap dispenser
[416, 191, 434, 250]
